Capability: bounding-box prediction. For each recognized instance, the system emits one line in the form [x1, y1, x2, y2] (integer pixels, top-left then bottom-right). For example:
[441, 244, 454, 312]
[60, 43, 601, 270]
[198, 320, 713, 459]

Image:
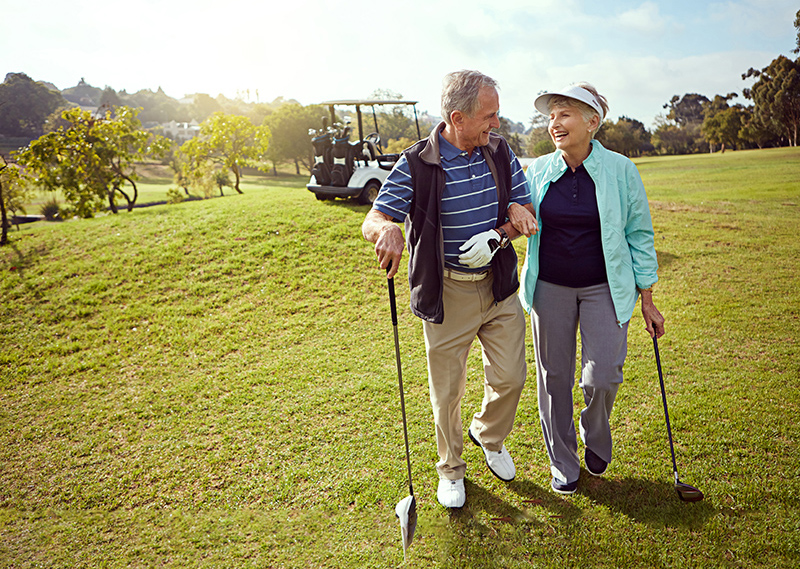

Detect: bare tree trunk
[294, 158, 300, 175]
[108, 187, 119, 214]
[0, 176, 8, 246]
[120, 174, 138, 212]
[232, 164, 243, 194]
[1, 158, 11, 245]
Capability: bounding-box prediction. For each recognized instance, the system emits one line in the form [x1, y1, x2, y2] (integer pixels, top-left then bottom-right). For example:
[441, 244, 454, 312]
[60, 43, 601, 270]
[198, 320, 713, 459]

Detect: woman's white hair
[548, 82, 609, 136]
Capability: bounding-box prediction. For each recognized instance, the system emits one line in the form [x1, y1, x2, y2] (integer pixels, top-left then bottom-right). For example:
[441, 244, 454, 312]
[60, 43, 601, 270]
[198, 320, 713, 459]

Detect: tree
[15, 106, 170, 217]
[655, 93, 711, 154]
[532, 139, 555, 157]
[166, 144, 193, 196]
[738, 107, 779, 149]
[384, 137, 417, 154]
[526, 114, 550, 157]
[664, 93, 710, 126]
[0, 156, 33, 245]
[702, 106, 747, 152]
[700, 94, 741, 152]
[373, 106, 419, 144]
[703, 93, 738, 118]
[61, 78, 103, 106]
[652, 116, 699, 155]
[743, 55, 800, 146]
[794, 8, 799, 54]
[0, 73, 67, 137]
[596, 116, 652, 157]
[188, 94, 224, 122]
[214, 169, 232, 196]
[497, 117, 526, 156]
[180, 113, 271, 193]
[365, 90, 422, 149]
[263, 103, 326, 174]
[99, 87, 123, 109]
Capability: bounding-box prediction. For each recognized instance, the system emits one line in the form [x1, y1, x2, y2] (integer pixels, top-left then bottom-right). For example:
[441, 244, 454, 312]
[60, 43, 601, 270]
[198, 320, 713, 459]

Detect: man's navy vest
[403, 130, 520, 324]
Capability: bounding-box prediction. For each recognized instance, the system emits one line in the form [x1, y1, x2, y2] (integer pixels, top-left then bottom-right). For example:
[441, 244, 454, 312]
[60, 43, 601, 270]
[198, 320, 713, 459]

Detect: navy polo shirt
[538, 163, 607, 288]
[374, 134, 530, 271]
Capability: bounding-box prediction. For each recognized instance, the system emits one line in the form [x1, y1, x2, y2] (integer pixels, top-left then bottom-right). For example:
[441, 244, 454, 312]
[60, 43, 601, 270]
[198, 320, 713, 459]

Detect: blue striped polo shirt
[374, 133, 530, 271]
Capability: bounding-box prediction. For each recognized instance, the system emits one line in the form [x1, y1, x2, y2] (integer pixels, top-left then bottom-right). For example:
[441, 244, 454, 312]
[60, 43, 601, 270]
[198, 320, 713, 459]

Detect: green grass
[1, 147, 799, 567]
[18, 164, 307, 213]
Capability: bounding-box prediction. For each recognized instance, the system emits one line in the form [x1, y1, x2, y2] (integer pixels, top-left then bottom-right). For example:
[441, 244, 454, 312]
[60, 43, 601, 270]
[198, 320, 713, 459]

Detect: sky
[2, 0, 798, 128]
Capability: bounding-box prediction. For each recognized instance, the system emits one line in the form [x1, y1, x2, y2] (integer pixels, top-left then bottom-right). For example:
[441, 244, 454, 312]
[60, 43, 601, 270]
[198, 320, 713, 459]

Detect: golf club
[387, 266, 417, 558]
[653, 335, 704, 502]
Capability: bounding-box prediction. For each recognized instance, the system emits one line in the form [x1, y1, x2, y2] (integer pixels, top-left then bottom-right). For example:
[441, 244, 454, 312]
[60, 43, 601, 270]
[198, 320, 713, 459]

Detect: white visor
[535, 85, 605, 123]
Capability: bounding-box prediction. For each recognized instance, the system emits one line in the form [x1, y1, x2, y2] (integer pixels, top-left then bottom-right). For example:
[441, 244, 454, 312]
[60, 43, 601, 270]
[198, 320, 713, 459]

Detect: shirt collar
[437, 132, 481, 162]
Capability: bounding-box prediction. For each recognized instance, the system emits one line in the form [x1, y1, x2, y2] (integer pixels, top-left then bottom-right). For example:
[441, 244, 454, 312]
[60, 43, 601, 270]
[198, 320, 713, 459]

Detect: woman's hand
[507, 203, 538, 238]
[640, 289, 665, 338]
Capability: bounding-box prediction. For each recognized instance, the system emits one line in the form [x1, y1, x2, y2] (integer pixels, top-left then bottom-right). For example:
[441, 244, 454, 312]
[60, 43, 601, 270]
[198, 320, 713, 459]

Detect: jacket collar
[419, 121, 502, 165]
[545, 139, 606, 180]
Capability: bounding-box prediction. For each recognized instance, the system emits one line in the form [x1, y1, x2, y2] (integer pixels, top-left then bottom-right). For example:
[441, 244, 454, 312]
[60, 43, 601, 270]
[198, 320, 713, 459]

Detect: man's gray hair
[441, 70, 499, 125]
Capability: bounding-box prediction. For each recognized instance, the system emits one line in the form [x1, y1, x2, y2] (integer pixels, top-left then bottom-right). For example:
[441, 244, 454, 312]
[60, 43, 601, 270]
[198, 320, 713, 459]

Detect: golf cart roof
[321, 99, 418, 106]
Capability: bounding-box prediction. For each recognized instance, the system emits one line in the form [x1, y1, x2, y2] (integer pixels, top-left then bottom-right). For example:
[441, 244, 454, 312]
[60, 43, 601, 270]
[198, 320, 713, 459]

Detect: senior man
[362, 70, 537, 508]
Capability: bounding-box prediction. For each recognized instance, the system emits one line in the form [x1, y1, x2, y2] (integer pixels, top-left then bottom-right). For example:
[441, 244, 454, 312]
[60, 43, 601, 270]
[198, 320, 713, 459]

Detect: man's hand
[458, 229, 500, 268]
[507, 203, 538, 238]
[362, 209, 405, 279]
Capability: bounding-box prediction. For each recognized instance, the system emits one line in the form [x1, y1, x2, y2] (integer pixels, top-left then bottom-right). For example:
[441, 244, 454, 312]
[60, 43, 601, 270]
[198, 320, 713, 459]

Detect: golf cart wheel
[315, 193, 333, 201]
[358, 182, 380, 205]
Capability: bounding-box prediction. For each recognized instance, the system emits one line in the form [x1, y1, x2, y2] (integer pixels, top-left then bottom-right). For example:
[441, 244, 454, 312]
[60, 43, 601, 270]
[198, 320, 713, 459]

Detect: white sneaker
[437, 478, 466, 508]
[469, 429, 516, 481]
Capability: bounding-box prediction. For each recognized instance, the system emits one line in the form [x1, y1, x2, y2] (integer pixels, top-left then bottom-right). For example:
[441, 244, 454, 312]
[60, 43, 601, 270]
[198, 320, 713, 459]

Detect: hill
[1, 148, 799, 567]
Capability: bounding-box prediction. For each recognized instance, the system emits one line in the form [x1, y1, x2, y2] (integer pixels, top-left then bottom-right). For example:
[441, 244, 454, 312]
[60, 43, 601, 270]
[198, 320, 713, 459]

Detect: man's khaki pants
[422, 273, 527, 480]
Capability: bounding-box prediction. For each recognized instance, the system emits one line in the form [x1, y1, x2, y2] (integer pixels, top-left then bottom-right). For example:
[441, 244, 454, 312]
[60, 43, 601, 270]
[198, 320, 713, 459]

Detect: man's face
[458, 87, 501, 152]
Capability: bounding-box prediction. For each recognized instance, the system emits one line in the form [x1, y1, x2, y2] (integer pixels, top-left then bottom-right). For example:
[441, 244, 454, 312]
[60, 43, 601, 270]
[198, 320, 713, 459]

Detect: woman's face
[548, 104, 596, 156]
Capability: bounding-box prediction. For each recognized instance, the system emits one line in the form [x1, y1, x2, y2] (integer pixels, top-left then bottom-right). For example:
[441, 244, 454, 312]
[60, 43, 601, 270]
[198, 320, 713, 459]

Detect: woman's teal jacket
[519, 140, 659, 326]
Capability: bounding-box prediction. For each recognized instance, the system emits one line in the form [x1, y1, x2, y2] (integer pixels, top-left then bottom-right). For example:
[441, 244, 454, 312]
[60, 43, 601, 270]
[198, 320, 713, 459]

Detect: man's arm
[505, 203, 537, 239]
[458, 203, 538, 268]
[362, 209, 405, 279]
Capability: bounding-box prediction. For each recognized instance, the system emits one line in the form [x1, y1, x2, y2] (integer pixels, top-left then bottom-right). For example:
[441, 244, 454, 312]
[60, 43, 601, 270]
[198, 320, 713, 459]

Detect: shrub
[533, 139, 555, 156]
[40, 198, 61, 221]
[166, 187, 185, 204]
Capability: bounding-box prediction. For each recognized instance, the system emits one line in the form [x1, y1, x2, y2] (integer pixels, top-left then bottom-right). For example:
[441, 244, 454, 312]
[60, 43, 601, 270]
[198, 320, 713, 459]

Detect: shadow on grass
[656, 249, 678, 268]
[431, 480, 551, 567]
[576, 472, 715, 528]
[4, 242, 49, 299]
[456, 479, 580, 522]
[424, 480, 580, 567]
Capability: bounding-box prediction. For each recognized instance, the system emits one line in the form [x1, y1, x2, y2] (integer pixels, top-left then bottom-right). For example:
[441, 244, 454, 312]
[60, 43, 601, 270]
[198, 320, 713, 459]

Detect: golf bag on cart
[309, 117, 334, 186]
[330, 121, 357, 187]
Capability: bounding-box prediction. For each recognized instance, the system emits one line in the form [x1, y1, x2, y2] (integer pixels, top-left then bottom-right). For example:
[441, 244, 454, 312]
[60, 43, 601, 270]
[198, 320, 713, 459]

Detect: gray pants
[531, 280, 629, 484]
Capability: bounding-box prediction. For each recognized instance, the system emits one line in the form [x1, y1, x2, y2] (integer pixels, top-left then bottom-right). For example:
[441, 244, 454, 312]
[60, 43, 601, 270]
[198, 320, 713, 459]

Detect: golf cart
[307, 99, 422, 204]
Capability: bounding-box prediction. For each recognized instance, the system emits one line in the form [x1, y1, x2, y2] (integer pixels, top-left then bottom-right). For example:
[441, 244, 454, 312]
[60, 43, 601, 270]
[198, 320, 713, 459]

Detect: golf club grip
[387, 265, 398, 326]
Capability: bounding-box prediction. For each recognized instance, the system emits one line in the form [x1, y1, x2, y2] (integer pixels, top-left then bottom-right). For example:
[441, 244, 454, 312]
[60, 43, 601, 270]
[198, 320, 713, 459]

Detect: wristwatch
[495, 227, 510, 249]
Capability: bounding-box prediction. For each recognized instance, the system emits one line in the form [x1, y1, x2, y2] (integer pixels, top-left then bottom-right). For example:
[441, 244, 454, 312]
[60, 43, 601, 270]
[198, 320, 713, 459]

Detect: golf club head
[395, 495, 418, 553]
[675, 481, 704, 502]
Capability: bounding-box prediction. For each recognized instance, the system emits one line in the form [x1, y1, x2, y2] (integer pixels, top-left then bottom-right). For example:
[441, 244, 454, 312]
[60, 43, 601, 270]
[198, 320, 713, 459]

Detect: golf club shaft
[653, 335, 680, 478]
[388, 272, 414, 497]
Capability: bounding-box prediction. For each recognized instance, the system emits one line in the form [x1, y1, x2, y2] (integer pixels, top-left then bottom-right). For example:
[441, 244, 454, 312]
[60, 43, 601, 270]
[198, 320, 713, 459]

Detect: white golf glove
[458, 229, 500, 268]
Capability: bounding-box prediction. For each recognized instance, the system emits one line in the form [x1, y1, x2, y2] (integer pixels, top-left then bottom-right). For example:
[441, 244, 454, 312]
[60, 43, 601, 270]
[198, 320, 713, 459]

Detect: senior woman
[514, 83, 665, 494]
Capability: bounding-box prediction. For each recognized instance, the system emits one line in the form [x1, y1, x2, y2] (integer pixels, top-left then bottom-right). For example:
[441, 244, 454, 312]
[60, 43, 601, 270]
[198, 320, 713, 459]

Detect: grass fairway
[1, 147, 799, 568]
